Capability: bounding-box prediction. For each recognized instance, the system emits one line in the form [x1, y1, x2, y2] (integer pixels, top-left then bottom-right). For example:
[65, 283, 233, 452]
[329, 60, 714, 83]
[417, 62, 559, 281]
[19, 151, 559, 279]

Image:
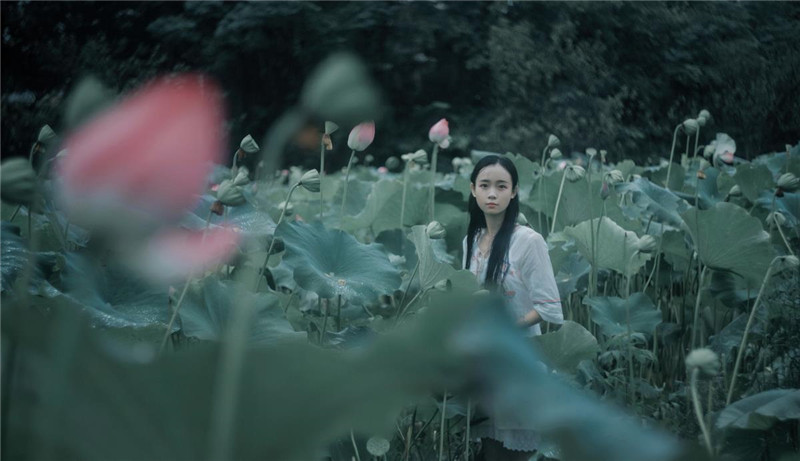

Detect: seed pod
[565, 165, 586, 182]
[0, 157, 37, 205]
[697, 109, 711, 126]
[685, 348, 721, 378]
[216, 180, 246, 206]
[298, 169, 321, 193]
[600, 149, 608, 163]
[366, 437, 390, 457]
[636, 235, 657, 253]
[766, 211, 786, 228]
[385, 156, 401, 171]
[38, 124, 57, 144]
[324, 121, 339, 135]
[278, 201, 294, 214]
[547, 134, 560, 148]
[772, 255, 799, 273]
[239, 134, 260, 154]
[426, 220, 446, 239]
[232, 166, 250, 186]
[604, 170, 624, 184]
[777, 173, 799, 192]
[549, 148, 562, 160]
[586, 147, 597, 158]
[682, 119, 699, 135]
[402, 149, 428, 164]
[697, 170, 706, 180]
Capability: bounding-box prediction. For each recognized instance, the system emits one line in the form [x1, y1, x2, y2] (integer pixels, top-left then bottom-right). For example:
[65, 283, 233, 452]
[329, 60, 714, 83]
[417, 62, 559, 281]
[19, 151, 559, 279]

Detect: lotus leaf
[734, 163, 775, 203]
[709, 312, 766, 357]
[178, 278, 304, 345]
[341, 178, 429, 234]
[583, 292, 662, 337]
[503, 152, 539, 200]
[408, 225, 457, 290]
[564, 217, 650, 276]
[528, 174, 624, 230]
[680, 202, 776, 286]
[277, 221, 401, 303]
[531, 321, 599, 375]
[645, 162, 684, 191]
[617, 177, 689, 228]
[715, 389, 800, 431]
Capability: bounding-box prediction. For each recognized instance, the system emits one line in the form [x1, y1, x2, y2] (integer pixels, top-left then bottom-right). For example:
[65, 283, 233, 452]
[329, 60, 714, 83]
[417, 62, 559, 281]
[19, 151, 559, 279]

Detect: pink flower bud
[428, 118, 449, 145]
[347, 121, 375, 152]
[377, 166, 388, 174]
[58, 74, 225, 237]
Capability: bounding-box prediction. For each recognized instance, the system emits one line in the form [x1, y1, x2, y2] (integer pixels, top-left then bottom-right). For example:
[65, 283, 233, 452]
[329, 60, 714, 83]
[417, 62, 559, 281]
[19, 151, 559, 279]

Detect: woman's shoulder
[511, 225, 545, 246]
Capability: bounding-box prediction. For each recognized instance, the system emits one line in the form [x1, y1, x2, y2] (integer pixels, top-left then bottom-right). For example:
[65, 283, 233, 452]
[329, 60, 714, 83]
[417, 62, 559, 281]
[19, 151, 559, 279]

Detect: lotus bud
[298, 169, 321, 193]
[565, 165, 586, 182]
[37, 124, 57, 144]
[549, 148, 562, 159]
[210, 200, 225, 216]
[703, 143, 716, 159]
[278, 201, 294, 214]
[433, 279, 452, 292]
[324, 121, 339, 135]
[697, 110, 711, 127]
[402, 149, 428, 164]
[685, 348, 721, 378]
[636, 235, 658, 253]
[428, 118, 449, 146]
[766, 211, 786, 228]
[385, 156, 401, 171]
[232, 166, 250, 186]
[0, 157, 37, 205]
[547, 134, 560, 148]
[239, 134, 259, 154]
[600, 149, 608, 163]
[600, 181, 611, 200]
[366, 437, 390, 457]
[682, 119, 699, 135]
[426, 220, 446, 239]
[377, 166, 388, 174]
[772, 255, 799, 273]
[586, 147, 597, 159]
[365, 154, 374, 165]
[604, 170, 624, 184]
[216, 180, 246, 207]
[516, 212, 528, 226]
[347, 121, 375, 152]
[777, 173, 799, 192]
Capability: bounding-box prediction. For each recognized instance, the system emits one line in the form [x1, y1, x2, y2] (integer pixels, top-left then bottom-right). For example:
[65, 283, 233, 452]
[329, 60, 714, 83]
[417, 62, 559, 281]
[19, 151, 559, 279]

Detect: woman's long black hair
[464, 155, 520, 290]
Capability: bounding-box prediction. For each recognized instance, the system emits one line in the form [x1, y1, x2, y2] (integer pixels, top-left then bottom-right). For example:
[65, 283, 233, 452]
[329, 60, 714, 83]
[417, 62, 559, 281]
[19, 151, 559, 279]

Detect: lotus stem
[350, 429, 362, 461]
[336, 294, 342, 331]
[256, 183, 298, 290]
[690, 266, 708, 349]
[429, 143, 439, 221]
[438, 390, 447, 461]
[775, 223, 795, 257]
[158, 278, 192, 354]
[693, 126, 701, 160]
[690, 368, 714, 456]
[400, 164, 409, 228]
[319, 137, 326, 220]
[464, 399, 471, 461]
[395, 261, 420, 325]
[726, 259, 777, 405]
[588, 172, 596, 297]
[665, 124, 681, 191]
[341, 149, 356, 217]
[550, 169, 568, 234]
[539, 145, 550, 233]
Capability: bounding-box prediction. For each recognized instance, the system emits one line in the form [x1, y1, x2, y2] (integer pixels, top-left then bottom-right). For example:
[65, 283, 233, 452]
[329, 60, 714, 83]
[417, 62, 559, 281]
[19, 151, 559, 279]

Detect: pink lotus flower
[125, 227, 240, 282]
[428, 118, 449, 146]
[58, 74, 225, 237]
[377, 166, 388, 174]
[347, 121, 375, 152]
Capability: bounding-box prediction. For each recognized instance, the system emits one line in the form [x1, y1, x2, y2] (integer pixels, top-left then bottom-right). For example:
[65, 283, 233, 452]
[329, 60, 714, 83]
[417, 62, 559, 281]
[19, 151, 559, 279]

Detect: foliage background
[2, 1, 799, 166]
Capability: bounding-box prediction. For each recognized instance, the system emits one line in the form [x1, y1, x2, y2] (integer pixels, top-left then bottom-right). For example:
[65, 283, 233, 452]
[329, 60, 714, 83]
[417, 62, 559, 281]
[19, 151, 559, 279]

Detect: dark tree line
[2, 1, 799, 168]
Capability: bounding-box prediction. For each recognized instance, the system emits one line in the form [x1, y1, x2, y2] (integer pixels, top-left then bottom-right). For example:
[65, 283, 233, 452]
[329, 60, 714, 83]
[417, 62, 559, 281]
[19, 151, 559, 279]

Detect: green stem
[350, 429, 362, 461]
[400, 164, 409, 228]
[319, 137, 325, 220]
[395, 261, 420, 325]
[341, 150, 356, 217]
[693, 126, 701, 160]
[550, 169, 568, 234]
[429, 144, 439, 222]
[690, 368, 714, 456]
[320, 298, 329, 344]
[691, 266, 708, 349]
[665, 124, 681, 191]
[438, 391, 447, 461]
[726, 259, 777, 405]
[256, 183, 298, 290]
[158, 278, 192, 354]
[464, 399, 471, 461]
[775, 223, 796, 257]
[539, 145, 550, 233]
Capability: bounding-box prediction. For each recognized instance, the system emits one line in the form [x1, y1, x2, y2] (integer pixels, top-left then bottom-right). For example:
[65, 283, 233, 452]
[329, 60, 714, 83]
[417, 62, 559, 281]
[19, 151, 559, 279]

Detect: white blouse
[462, 225, 564, 336]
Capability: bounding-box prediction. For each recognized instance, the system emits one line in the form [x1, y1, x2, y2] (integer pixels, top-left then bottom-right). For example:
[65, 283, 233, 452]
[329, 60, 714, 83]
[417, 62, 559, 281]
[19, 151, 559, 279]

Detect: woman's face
[470, 163, 517, 218]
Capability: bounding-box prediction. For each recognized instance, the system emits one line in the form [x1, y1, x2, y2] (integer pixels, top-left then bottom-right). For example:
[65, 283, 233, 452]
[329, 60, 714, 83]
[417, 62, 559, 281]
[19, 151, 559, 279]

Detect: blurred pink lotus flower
[58, 74, 225, 237]
[428, 118, 449, 146]
[347, 121, 375, 152]
[125, 226, 240, 282]
[377, 166, 388, 174]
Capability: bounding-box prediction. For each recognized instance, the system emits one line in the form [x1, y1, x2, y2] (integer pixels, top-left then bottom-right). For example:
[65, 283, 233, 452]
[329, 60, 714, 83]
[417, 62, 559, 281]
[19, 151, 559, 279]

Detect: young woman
[462, 155, 563, 461]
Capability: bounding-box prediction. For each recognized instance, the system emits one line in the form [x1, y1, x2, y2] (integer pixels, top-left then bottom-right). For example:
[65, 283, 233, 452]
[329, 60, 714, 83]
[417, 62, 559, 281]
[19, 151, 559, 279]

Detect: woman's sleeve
[521, 232, 564, 324]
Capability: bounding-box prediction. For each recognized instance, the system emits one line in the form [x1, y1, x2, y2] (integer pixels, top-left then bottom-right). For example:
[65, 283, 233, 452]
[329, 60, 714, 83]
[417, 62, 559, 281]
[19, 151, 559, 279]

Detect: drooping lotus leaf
[341, 178, 429, 234]
[408, 225, 457, 290]
[644, 162, 684, 192]
[733, 163, 775, 204]
[531, 321, 599, 375]
[660, 229, 692, 273]
[616, 177, 689, 228]
[583, 292, 662, 337]
[178, 278, 305, 345]
[564, 217, 651, 276]
[680, 202, 776, 286]
[709, 312, 766, 357]
[553, 252, 591, 299]
[277, 221, 401, 303]
[715, 389, 800, 431]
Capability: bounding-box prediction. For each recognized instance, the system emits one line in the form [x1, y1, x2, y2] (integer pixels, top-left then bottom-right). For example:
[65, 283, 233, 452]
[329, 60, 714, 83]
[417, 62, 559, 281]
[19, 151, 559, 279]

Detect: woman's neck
[484, 212, 504, 238]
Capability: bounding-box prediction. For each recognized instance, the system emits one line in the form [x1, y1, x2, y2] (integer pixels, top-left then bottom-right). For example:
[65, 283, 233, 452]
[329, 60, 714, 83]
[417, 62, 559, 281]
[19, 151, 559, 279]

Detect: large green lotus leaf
[4, 288, 680, 461]
[408, 225, 456, 290]
[178, 278, 305, 345]
[531, 321, 599, 375]
[564, 217, 650, 276]
[715, 389, 800, 431]
[435, 202, 468, 257]
[644, 162, 684, 191]
[680, 202, 776, 286]
[341, 178, 429, 234]
[614, 160, 642, 180]
[617, 177, 689, 228]
[733, 163, 775, 203]
[661, 229, 692, 273]
[553, 252, 591, 299]
[583, 292, 662, 337]
[709, 312, 766, 357]
[333, 177, 372, 216]
[528, 174, 629, 232]
[277, 221, 401, 303]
